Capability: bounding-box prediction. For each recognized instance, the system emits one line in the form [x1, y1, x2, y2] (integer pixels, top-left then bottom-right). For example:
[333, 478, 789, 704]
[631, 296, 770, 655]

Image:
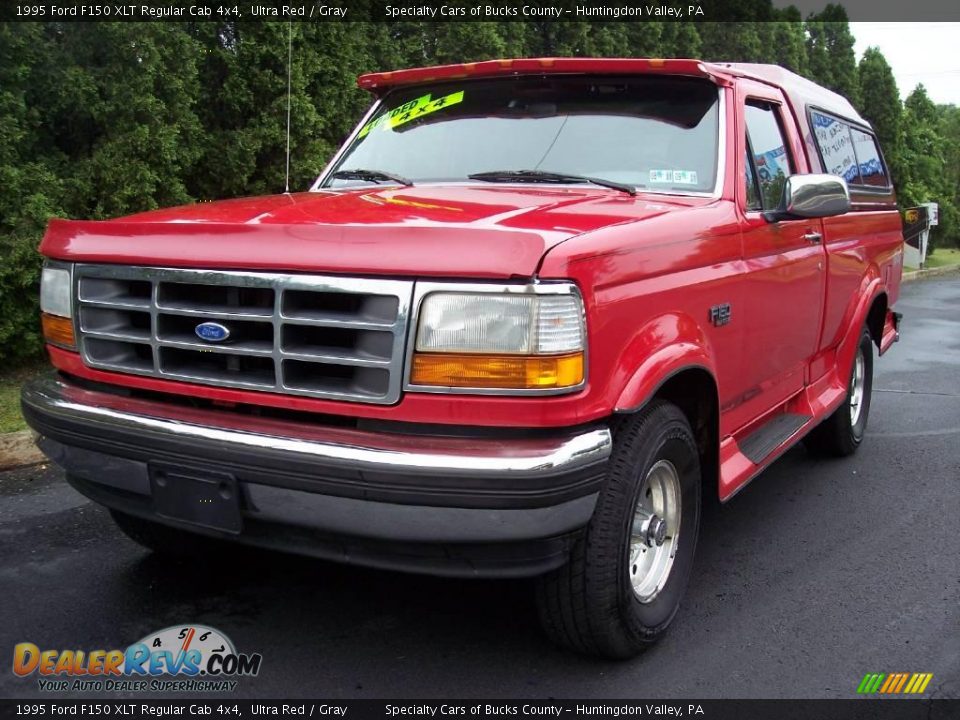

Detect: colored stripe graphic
[857, 673, 933, 694]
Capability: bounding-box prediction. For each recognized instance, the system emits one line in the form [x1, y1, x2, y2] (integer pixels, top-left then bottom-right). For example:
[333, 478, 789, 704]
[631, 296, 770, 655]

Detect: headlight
[409, 285, 585, 392]
[41, 266, 72, 318]
[40, 262, 76, 349]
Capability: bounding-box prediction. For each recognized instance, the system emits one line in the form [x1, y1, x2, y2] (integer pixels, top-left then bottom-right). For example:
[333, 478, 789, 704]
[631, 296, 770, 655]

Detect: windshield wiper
[329, 169, 414, 186]
[467, 170, 636, 196]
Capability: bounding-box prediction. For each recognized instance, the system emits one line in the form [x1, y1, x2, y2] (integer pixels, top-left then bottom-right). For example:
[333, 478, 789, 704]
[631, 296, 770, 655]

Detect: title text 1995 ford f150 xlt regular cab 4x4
[23, 58, 903, 658]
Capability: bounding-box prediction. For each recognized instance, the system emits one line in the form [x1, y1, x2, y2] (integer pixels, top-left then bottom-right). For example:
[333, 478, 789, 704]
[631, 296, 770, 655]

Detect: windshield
[321, 75, 721, 194]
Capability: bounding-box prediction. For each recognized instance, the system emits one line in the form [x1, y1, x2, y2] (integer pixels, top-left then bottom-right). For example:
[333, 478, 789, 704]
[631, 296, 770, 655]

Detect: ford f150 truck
[22, 58, 903, 658]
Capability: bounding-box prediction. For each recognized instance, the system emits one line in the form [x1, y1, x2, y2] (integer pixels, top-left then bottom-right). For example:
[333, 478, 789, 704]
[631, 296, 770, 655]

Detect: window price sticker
[650, 169, 699, 185]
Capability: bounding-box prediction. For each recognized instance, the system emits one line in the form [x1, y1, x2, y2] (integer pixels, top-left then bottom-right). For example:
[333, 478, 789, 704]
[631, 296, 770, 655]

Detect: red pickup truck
[23, 58, 903, 658]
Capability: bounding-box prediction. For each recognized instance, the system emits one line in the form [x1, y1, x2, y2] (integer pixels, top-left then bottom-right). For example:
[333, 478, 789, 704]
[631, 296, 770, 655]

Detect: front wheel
[536, 401, 702, 659]
[804, 326, 874, 457]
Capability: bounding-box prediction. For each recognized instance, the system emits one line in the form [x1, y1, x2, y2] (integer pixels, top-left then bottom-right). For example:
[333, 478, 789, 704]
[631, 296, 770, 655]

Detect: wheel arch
[837, 277, 887, 378]
[615, 365, 721, 504]
[865, 291, 888, 350]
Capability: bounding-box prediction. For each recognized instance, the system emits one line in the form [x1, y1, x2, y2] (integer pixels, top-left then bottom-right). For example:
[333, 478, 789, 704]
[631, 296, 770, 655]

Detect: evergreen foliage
[1, 15, 958, 365]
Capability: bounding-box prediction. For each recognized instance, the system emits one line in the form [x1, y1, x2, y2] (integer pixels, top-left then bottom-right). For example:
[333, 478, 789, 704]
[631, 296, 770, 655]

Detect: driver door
[732, 80, 827, 429]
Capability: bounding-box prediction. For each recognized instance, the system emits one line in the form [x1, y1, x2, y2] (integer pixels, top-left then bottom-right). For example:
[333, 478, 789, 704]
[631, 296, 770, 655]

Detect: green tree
[189, 22, 329, 199]
[698, 23, 764, 63]
[623, 23, 664, 57]
[805, 5, 861, 108]
[937, 105, 960, 247]
[698, 0, 771, 62]
[432, 23, 508, 64]
[37, 23, 203, 218]
[900, 86, 954, 249]
[517, 22, 593, 56]
[5, 15, 959, 368]
[659, 22, 701, 58]
[758, 9, 808, 74]
[0, 24, 65, 364]
[857, 47, 904, 186]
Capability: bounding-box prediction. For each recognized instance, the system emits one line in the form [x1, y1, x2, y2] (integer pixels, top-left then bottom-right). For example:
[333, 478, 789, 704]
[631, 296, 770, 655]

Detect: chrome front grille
[74, 265, 413, 404]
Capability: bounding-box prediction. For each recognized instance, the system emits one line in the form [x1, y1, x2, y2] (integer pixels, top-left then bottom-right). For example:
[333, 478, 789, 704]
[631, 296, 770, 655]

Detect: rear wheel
[535, 401, 701, 659]
[805, 326, 874, 457]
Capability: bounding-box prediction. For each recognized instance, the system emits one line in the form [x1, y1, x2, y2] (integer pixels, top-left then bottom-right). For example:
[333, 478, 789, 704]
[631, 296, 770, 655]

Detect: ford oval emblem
[195, 321, 231, 343]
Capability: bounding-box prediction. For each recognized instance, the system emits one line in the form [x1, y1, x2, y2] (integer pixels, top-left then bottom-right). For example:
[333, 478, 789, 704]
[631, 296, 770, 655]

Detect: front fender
[613, 312, 717, 412]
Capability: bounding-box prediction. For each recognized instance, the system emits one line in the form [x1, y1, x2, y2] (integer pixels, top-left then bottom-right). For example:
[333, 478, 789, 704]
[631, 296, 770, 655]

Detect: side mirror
[764, 174, 851, 222]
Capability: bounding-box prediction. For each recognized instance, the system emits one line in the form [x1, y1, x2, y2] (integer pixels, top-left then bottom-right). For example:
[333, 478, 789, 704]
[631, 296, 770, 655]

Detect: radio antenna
[284, 21, 293, 193]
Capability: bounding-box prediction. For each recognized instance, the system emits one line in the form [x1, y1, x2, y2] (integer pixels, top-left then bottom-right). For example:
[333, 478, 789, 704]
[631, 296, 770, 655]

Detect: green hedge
[2, 15, 958, 366]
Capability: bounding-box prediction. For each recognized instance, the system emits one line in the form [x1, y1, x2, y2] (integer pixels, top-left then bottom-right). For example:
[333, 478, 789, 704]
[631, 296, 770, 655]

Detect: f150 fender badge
[710, 304, 732, 327]
[195, 322, 231, 343]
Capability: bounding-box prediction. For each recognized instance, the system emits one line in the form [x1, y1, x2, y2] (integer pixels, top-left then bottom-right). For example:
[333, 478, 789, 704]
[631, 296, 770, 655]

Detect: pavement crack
[867, 427, 960, 438]
[875, 389, 960, 397]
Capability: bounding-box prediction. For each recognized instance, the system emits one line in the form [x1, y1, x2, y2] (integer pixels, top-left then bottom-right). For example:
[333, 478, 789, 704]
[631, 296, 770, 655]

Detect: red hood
[41, 186, 706, 278]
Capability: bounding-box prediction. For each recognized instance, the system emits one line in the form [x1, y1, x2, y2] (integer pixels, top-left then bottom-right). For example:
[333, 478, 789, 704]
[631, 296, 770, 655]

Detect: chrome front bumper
[22, 373, 612, 576]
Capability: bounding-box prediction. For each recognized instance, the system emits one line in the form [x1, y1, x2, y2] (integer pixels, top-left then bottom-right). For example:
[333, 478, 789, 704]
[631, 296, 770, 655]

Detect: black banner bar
[1, 700, 958, 720]
[1, 0, 959, 23]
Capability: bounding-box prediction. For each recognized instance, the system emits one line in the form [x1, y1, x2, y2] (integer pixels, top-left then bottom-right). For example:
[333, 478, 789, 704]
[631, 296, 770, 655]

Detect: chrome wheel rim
[629, 459, 682, 603]
[849, 348, 866, 427]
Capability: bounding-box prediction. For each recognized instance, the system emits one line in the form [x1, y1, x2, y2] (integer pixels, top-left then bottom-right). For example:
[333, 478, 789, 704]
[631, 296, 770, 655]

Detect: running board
[739, 413, 812, 464]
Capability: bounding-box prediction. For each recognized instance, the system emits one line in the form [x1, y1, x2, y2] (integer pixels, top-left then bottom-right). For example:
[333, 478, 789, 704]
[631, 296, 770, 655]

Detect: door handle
[803, 232, 823, 244]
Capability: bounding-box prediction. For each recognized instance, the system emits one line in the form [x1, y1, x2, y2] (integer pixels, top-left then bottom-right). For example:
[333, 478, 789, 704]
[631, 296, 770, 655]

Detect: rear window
[810, 109, 889, 189]
[849, 127, 888, 187]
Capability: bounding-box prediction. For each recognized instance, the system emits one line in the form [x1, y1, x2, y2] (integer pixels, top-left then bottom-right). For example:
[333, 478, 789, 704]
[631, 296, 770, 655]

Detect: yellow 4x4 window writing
[358, 91, 465, 138]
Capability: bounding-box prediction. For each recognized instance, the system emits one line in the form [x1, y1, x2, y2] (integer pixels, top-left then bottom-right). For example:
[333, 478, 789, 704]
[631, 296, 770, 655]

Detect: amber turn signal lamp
[411, 352, 584, 390]
[41, 312, 76, 349]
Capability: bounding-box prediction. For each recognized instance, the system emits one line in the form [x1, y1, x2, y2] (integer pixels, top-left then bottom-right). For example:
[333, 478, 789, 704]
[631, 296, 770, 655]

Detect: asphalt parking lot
[1, 276, 958, 700]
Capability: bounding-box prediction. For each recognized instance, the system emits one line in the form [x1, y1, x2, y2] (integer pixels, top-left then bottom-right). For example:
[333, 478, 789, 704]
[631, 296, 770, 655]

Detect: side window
[745, 102, 793, 210]
[744, 149, 762, 211]
[850, 127, 889, 187]
[810, 110, 861, 185]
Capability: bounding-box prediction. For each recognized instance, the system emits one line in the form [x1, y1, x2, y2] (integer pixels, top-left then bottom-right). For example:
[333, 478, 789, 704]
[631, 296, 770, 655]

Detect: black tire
[535, 401, 702, 659]
[110, 509, 227, 557]
[804, 326, 874, 457]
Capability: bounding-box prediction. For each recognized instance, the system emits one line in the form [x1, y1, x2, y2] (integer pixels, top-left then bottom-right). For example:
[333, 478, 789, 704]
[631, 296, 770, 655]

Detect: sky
[771, 1, 959, 106]
[849, 23, 960, 106]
